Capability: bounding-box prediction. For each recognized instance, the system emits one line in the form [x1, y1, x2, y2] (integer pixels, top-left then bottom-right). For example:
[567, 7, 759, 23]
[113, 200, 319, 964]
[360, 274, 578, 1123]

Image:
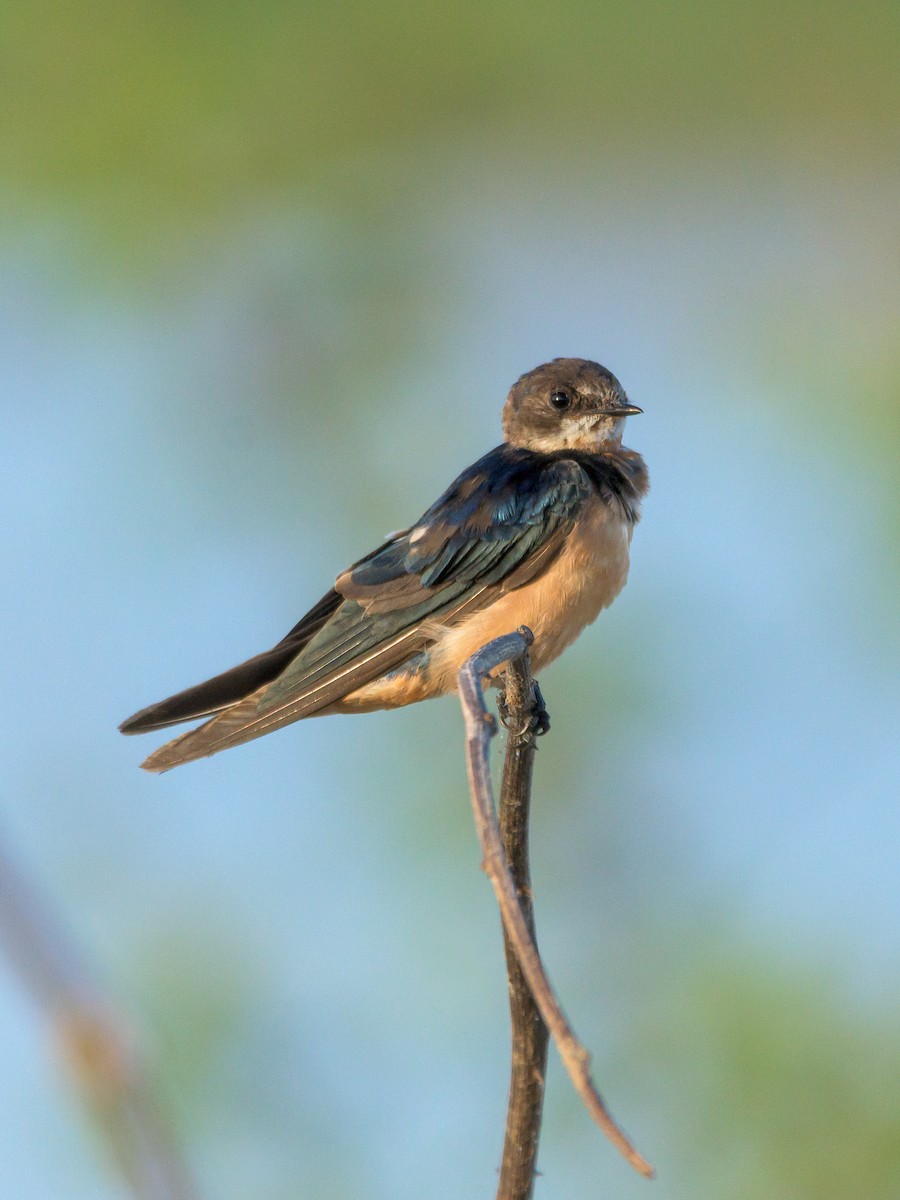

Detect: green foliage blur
[0, 2, 897, 1198]
[3, 0, 895, 222]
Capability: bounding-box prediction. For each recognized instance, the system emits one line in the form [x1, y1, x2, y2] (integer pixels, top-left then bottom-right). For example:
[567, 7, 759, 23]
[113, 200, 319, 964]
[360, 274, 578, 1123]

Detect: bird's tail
[134, 661, 379, 770]
[119, 588, 348, 770]
[119, 643, 310, 773]
[135, 686, 281, 772]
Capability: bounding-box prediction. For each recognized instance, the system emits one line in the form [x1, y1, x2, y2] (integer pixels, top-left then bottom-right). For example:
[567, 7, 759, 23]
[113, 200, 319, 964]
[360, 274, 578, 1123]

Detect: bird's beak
[588, 404, 643, 416]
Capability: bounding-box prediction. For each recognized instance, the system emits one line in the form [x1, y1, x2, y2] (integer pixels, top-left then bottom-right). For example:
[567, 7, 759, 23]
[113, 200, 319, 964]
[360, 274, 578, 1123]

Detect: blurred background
[0, 2, 898, 1196]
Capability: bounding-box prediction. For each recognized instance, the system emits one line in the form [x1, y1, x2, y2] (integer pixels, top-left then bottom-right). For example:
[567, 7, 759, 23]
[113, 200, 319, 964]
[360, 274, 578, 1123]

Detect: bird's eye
[549, 390, 571, 410]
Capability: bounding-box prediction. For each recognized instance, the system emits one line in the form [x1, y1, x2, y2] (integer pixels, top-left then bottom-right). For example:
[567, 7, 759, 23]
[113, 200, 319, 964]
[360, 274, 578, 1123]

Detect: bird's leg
[497, 679, 551, 739]
[530, 679, 551, 736]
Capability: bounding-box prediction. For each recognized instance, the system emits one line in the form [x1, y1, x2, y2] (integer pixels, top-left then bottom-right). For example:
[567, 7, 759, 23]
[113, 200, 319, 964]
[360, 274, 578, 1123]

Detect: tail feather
[139, 687, 272, 773]
[119, 648, 289, 734]
[139, 624, 433, 772]
[120, 589, 343, 735]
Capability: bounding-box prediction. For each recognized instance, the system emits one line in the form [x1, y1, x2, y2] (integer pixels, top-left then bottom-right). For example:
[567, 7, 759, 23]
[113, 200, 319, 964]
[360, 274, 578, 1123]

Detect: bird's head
[502, 358, 641, 453]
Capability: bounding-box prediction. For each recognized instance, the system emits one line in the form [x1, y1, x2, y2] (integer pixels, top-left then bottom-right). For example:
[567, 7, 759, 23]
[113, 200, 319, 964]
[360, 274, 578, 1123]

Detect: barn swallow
[120, 358, 648, 772]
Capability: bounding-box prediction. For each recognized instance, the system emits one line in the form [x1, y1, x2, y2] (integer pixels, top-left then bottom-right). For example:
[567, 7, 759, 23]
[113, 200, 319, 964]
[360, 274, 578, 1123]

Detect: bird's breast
[428, 494, 633, 687]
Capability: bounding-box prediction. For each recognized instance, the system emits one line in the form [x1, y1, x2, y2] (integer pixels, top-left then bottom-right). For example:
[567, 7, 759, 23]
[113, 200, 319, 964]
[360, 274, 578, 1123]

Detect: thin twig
[0, 826, 202, 1200]
[496, 644, 549, 1200]
[457, 629, 654, 1181]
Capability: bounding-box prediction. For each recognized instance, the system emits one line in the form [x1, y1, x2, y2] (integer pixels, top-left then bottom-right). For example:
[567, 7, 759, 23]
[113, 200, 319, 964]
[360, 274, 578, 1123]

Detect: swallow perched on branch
[120, 358, 648, 771]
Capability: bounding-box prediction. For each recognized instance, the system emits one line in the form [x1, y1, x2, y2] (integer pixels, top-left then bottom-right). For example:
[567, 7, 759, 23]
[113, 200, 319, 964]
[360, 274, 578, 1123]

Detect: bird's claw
[530, 681, 551, 736]
[497, 680, 551, 739]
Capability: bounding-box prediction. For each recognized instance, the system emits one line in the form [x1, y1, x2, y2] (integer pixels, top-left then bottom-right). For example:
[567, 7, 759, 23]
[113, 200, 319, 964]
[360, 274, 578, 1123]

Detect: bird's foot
[497, 679, 550, 739]
[530, 680, 551, 736]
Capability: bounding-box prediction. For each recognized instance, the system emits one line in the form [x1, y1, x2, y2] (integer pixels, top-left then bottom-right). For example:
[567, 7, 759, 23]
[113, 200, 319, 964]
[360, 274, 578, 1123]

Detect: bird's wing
[258, 448, 591, 709]
[137, 449, 591, 770]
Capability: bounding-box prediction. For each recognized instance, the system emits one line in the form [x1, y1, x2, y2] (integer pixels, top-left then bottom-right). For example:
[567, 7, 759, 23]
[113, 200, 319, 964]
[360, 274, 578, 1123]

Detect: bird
[120, 358, 648, 772]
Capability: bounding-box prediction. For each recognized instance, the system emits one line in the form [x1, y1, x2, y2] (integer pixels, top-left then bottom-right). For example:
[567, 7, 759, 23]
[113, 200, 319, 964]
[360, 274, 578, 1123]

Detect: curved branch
[495, 640, 549, 1199]
[457, 629, 654, 1184]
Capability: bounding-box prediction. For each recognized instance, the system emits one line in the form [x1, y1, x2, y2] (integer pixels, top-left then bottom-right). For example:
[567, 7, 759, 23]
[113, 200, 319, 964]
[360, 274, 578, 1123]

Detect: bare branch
[496, 642, 549, 1200]
[457, 629, 654, 1182]
[0, 827, 202, 1200]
